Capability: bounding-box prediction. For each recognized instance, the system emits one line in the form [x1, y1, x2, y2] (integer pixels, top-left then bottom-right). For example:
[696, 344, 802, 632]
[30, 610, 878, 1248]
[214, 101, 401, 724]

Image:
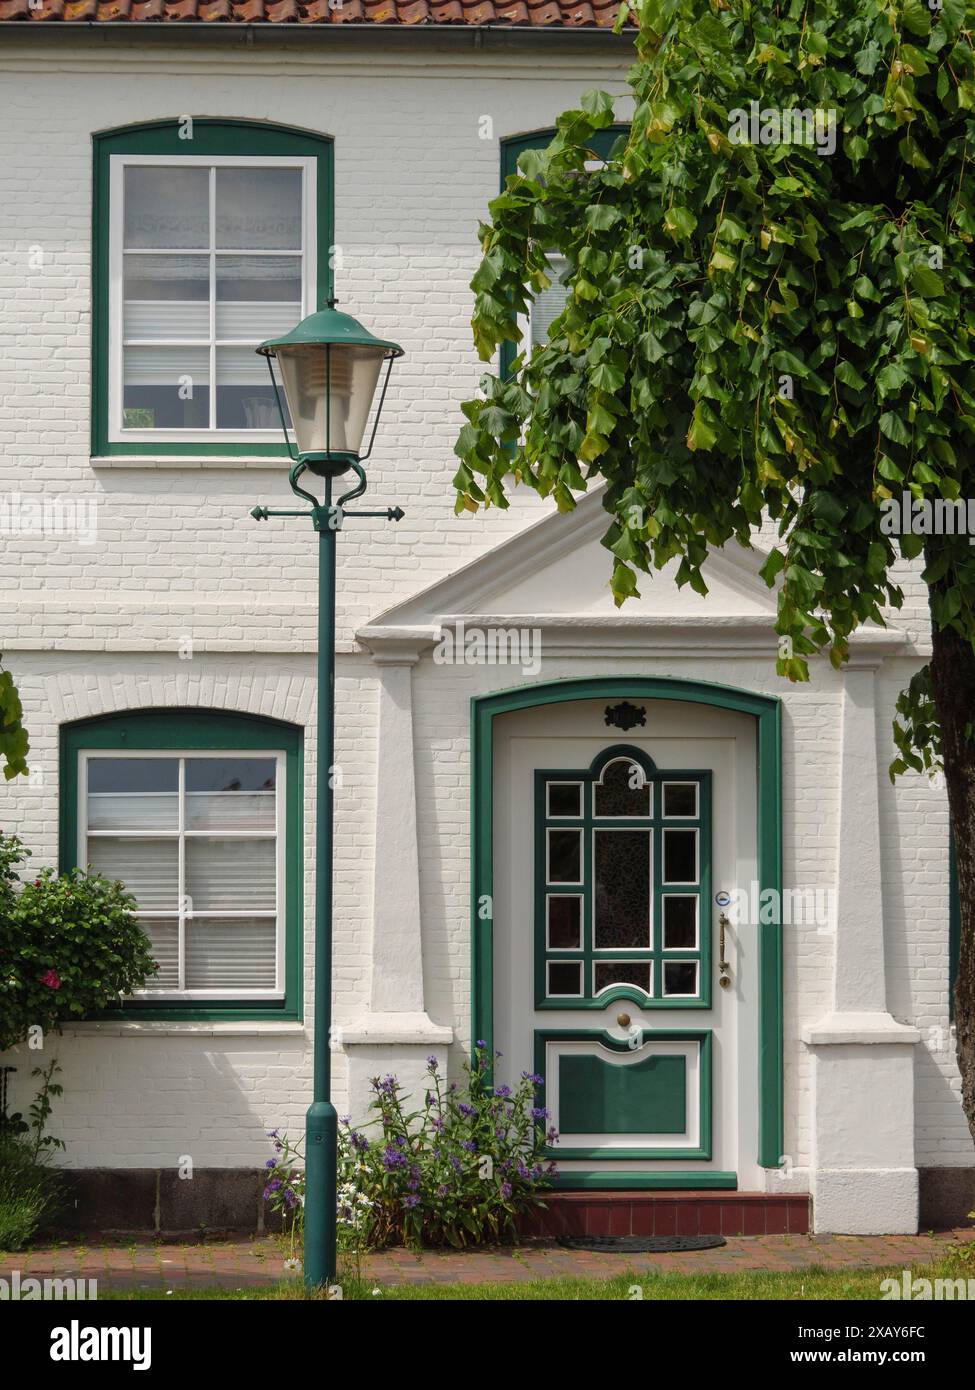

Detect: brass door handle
[718, 913, 732, 989]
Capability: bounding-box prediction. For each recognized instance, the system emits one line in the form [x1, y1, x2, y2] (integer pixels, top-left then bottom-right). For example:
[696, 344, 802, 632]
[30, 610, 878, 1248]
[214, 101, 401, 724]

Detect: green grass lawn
[92, 1259, 974, 1301]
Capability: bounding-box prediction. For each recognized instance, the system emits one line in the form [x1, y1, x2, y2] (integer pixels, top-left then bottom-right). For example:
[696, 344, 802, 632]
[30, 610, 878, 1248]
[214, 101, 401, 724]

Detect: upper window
[61, 710, 303, 1021]
[92, 121, 333, 458]
[498, 127, 628, 380]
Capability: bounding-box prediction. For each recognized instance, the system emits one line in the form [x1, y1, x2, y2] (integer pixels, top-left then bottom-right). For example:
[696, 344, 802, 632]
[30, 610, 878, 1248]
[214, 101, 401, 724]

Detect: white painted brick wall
[0, 38, 966, 1174]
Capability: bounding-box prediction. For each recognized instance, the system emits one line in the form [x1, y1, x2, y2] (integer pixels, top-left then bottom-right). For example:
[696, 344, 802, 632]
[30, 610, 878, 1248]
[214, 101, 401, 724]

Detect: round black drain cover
[556, 1234, 726, 1253]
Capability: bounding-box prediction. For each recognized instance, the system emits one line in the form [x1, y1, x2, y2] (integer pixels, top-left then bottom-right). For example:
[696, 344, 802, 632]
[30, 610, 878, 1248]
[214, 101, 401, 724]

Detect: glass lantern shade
[276, 343, 386, 460]
[258, 306, 403, 466]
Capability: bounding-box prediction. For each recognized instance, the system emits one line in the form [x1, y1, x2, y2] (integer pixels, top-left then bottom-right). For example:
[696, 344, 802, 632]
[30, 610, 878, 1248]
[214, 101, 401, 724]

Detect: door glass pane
[594, 961, 652, 995]
[215, 255, 302, 340]
[87, 757, 178, 831]
[123, 345, 209, 430]
[593, 829, 651, 948]
[140, 918, 179, 990]
[547, 961, 582, 997]
[663, 782, 698, 817]
[216, 346, 280, 430]
[186, 758, 276, 831]
[663, 829, 697, 884]
[185, 917, 276, 990]
[546, 782, 582, 817]
[124, 166, 209, 249]
[185, 837, 276, 913]
[594, 758, 651, 817]
[663, 896, 698, 949]
[123, 254, 209, 340]
[547, 896, 582, 949]
[86, 838, 179, 911]
[663, 961, 698, 996]
[547, 829, 582, 883]
[215, 167, 302, 249]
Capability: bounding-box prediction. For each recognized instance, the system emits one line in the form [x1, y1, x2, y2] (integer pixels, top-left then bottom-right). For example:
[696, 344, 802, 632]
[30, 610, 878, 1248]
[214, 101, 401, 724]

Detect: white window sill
[59, 1021, 306, 1038]
[91, 456, 292, 470]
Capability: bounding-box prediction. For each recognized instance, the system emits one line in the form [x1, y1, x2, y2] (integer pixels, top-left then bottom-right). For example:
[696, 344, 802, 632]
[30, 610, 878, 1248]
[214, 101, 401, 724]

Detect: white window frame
[107, 154, 317, 446]
[546, 959, 584, 999]
[545, 894, 584, 952]
[546, 826, 584, 886]
[661, 893, 700, 952]
[591, 825, 653, 952]
[662, 826, 700, 886]
[78, 748, 287, 1000]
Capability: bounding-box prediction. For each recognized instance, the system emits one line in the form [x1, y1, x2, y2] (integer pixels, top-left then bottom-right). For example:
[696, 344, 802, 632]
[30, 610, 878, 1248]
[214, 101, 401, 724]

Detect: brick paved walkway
[2, 1229, 973, 1293]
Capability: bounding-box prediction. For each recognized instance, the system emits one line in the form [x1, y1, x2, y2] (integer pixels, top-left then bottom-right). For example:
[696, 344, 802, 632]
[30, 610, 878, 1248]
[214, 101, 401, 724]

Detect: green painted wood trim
[533, 1027, 712, 1161]
[552, 1171, 738, 1190]
[757, 698, 784, 1168]
[498, 125, 630, 381]
[91, 119, 334, 460]
[60, 708, 304, 1023]
[533, 751, 712, 1010]
[470, 675, 784, 1171]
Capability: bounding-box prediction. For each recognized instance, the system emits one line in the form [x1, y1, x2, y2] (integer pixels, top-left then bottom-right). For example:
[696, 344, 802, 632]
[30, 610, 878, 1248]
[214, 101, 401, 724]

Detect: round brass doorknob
[617, 1012, 631, 1027]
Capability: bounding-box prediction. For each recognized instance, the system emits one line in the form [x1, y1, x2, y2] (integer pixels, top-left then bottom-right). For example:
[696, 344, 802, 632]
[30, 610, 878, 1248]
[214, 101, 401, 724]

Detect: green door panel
[559, 1053, 687, 1135]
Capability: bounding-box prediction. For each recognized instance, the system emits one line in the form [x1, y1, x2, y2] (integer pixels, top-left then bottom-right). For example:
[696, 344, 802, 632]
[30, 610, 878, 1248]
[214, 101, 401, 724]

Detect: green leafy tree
[454, 0, 975, 1142]
[0, 660, 28, 780]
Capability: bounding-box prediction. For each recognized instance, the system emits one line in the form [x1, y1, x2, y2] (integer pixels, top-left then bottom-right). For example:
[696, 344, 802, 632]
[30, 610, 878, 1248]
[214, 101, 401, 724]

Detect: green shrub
[0, 1059, 66, 1251]
[0, 832, 158, 1050]
[0, 1137, 61, 1251]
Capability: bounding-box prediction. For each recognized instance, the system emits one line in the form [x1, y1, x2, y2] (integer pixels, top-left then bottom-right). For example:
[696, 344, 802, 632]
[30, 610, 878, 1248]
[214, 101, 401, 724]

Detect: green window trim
[498, 125, 630, 381]
[91, 118, 334, 460]
[60, 709, 304, 1023]
[534, 745, 713, 1010]
[471, 676, 784, 1171]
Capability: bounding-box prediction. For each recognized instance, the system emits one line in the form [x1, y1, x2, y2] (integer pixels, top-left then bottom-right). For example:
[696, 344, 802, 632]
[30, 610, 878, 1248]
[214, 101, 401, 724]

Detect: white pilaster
[802, 662, 920, 1234]
[342, 629, 452, 1121]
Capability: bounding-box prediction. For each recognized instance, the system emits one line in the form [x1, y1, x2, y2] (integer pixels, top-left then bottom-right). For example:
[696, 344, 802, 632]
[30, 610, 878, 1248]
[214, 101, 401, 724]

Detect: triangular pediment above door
[364, 487, 779, 634]
[359, 488, 909, 659]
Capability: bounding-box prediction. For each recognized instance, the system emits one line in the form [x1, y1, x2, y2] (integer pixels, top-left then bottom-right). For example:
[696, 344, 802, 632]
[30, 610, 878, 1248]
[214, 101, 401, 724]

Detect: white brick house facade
[0, 26, 969, 1234]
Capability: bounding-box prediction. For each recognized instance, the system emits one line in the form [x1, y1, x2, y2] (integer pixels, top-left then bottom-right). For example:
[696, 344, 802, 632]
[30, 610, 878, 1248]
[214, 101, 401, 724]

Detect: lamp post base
[303, 1099, 338, 1288]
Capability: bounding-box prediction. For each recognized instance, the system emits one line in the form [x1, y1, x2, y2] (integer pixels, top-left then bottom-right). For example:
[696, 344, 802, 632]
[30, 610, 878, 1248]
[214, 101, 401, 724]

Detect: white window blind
[529, 255, 571, 349]
[82, 752, 284, 999]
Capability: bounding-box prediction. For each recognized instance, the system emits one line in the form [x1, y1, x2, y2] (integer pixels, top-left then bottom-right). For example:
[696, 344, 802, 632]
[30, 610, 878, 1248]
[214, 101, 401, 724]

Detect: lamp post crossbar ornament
[252, 301, 404, 1289]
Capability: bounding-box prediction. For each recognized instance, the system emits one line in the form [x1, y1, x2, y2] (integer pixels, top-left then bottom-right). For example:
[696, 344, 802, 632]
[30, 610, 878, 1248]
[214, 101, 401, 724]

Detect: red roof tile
[0, 0, 632, 23]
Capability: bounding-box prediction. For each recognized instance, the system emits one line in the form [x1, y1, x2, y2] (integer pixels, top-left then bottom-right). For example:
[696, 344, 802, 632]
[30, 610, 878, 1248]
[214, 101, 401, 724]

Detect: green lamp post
[252, 301, 404, 1289]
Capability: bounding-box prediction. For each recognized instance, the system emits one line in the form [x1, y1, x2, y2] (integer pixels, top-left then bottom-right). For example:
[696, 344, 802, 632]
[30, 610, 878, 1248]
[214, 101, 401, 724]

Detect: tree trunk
[929, 614, 975, 1148]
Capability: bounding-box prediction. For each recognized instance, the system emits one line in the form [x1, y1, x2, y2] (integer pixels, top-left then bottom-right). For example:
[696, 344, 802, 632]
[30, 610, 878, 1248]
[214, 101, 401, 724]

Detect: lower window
[61, 711, 302, 1020]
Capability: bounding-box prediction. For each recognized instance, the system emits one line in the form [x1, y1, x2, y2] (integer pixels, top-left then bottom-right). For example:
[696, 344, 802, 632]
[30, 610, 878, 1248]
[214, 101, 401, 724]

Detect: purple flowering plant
[261, 1128, 307, 1264]
[336, 1045, 557, 1250]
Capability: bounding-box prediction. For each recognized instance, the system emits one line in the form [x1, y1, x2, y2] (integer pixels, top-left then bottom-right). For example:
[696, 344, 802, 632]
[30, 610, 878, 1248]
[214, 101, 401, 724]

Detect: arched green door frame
[470, 675, 783, 1170]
